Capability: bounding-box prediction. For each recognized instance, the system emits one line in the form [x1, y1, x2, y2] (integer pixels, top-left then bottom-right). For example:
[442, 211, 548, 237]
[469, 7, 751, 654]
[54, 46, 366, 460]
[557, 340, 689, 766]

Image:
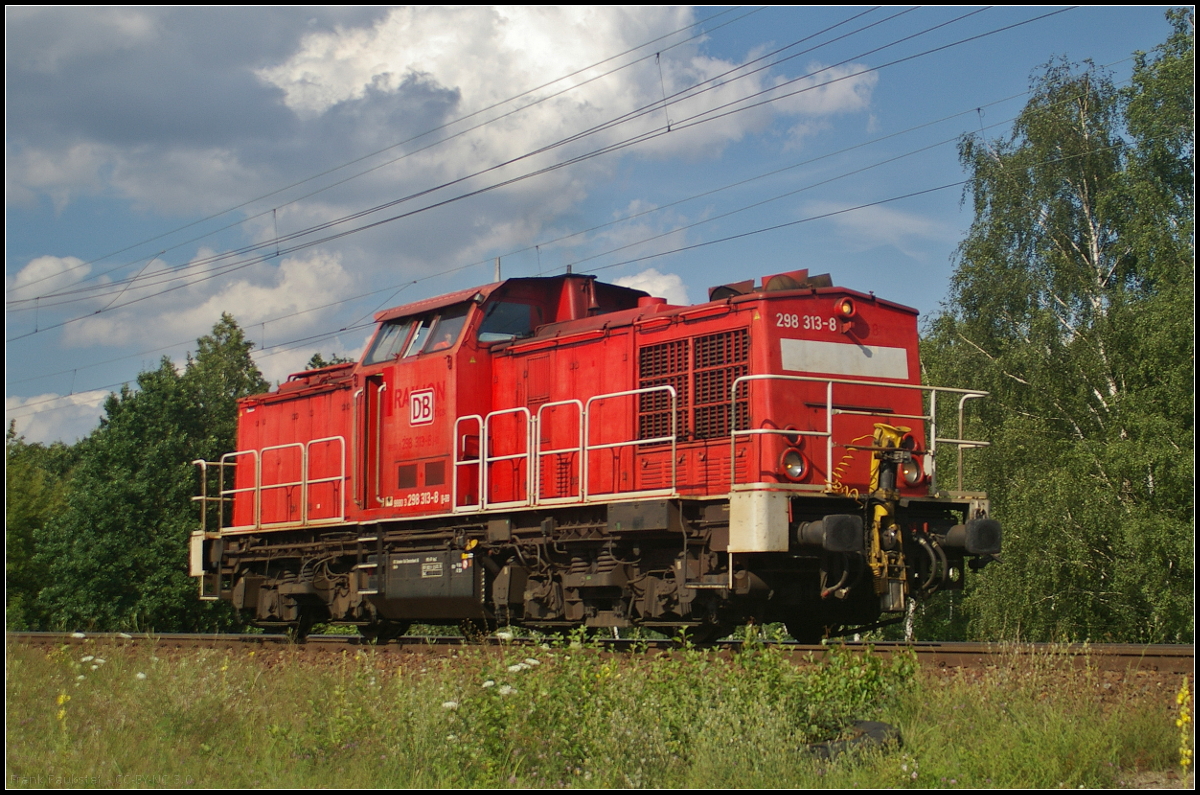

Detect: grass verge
[5, 637, 1182, 788]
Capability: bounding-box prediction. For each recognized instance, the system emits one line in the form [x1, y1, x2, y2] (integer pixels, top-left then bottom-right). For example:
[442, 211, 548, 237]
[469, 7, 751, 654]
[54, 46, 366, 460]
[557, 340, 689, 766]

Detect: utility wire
[10, 6, 884, 307]
[5, 7, 759, 298]
[5, 133, 1136, 423]
[10, 7, 1022, 318]
[11, 50, 1126, 396]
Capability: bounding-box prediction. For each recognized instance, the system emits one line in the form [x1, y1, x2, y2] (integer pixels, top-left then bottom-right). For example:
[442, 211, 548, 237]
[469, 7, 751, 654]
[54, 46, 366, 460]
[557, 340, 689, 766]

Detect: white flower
[95, 658, 105, 665]
[76, 675, 85, 681]
[91, 665, 99, 670]
[136, 673, 147, 680]
[507, 663, 529, 673]
[441, 701, 459, 710]
[495, 631, 514, 641]
[524, 658, 541, 666]
[498, 685, 516, 696]
[71, 632, 85, 639]
[80, 655, 94, 663]
[482, 680, 496, 688]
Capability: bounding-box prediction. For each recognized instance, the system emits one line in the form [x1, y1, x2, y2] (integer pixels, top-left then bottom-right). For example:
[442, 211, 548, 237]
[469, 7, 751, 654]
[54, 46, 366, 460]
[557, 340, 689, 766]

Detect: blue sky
[5, 6, 1179, 444]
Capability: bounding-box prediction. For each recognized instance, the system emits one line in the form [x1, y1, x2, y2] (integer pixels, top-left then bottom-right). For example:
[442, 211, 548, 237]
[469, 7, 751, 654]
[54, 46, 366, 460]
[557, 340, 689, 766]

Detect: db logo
[410, 389, 435, 426]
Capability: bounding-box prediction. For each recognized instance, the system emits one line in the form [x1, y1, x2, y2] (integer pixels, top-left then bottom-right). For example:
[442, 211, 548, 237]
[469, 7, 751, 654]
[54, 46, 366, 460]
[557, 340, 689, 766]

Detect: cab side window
[363, 319, 413, 365]
[423, 304, 470, 353]
[403, 316, 434, 357]
[364, 303, 473, 364]
[478, 301, 537, 343]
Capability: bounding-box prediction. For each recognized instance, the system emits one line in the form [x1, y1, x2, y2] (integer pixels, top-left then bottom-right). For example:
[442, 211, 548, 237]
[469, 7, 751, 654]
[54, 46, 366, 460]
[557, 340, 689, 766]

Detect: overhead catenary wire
[9, 6, 894, 309]
[6, 6, 761, 298]
[7, 7, 777, 300]
[9, 6, 1062, 329]
[9, 8, 1113, 429]
[10, 30, 1129, 403]
[4, 132, 1138, 423]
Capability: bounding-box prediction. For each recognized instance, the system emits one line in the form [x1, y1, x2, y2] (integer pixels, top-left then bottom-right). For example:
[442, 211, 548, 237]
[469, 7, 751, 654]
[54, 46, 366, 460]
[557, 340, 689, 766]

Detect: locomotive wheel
[679, 623, 734, 646]
[459, 618, 498, 639]
[358, 620, 411, 645]
[288, 611, 319, 643]
[785, 617, 841, 644]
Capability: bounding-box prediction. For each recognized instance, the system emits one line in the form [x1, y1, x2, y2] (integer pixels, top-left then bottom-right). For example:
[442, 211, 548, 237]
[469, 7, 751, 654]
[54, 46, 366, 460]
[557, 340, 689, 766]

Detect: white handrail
[219, 449, 259, 530]
[583, 385, 678, 500]
[483, 407, 533, 510]
[452, 415, 484, 513]
[729, 374, 988, 495]
[534, 399, 584, 505]
[303, 435, 346, 525]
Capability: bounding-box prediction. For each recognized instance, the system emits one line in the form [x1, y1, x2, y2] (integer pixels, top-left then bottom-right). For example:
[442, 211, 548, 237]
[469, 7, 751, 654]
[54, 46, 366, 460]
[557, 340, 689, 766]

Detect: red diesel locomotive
[191, 269, 1000, 641]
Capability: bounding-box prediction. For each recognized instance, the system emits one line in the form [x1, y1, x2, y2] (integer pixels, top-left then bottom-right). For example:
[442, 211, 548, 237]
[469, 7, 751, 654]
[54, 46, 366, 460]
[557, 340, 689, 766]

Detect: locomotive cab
[192, 270, 999, 642]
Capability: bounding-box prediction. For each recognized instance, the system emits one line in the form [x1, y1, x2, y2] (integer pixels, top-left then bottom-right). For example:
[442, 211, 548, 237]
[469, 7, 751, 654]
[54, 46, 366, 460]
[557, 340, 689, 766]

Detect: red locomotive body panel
[194, 270, 999, 640]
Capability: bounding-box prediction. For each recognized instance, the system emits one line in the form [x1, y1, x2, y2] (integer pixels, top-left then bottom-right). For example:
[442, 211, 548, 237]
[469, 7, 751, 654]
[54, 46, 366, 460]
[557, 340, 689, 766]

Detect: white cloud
[806, 200, 956, 261]
[5, 143, 109, 211]
[61, 250, 352, 348]
[6, 7, 158, 74]
[107, 148, 263, 216]
[614, 268, 689, 306]
[8, 255, 92, 296]
[5, 390, 108, 445]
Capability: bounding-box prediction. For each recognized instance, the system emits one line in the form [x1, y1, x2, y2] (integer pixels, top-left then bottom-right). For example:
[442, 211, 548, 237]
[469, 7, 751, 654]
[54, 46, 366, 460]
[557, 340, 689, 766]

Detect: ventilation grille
[638, 328, 749, 441]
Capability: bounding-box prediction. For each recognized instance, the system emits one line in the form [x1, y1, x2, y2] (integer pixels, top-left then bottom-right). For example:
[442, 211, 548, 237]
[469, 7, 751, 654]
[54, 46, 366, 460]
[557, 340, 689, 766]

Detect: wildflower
[482, 680, 496, 688]
[496, 631, 514, 641]
[508, 663, 530, 673]
[499, 685, 516, 696]
[95, 658, 105, 665]
[71, 632, 85, 639]
[441, 701, 459, 710]
[76, 675, 85, 681]
[81, 655, 95, 663]
[56, 693, 70, 706]
[91, 665, 99, 670]
[524, 658, 541, 666]
[1179, 677, 1193, 776]
[136, 673, 147, 680]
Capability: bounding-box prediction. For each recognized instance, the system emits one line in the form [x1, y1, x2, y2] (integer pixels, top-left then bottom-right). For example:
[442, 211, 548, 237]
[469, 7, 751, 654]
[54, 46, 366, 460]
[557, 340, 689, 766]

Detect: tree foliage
[306, 351, 353, 370]
[5, 425, 77, 629]
[923, 12, 1194, 642]
[32, 314, 268, 631]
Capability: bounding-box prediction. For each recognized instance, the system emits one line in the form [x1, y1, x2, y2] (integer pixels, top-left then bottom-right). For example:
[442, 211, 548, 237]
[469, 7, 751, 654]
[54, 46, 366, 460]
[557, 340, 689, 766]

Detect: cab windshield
[362, 303, 472, 364]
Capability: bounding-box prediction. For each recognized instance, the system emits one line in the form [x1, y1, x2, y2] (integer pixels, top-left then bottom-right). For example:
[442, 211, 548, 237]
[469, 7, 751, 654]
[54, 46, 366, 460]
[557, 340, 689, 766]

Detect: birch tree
[923, 12, 1193, 642]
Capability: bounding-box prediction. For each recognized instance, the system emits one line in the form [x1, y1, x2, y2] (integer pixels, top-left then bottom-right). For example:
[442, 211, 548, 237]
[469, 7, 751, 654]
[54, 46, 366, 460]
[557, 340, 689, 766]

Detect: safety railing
[583, 386, 678, 501]
[260, 442, 304, 527]
[728, 374, 988, 497]
[452, 415, 483, 513]
[217, 449, 260, 531]
[453, 386, 680, 511]
[534, 399, 584, 506]
[483, 407, 533, 510]
[194, 436, 346, 532]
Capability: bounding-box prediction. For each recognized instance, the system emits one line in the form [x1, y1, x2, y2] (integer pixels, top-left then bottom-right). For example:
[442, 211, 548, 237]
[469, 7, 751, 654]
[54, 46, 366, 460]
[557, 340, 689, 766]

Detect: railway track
[7, 631, 1194, 674]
